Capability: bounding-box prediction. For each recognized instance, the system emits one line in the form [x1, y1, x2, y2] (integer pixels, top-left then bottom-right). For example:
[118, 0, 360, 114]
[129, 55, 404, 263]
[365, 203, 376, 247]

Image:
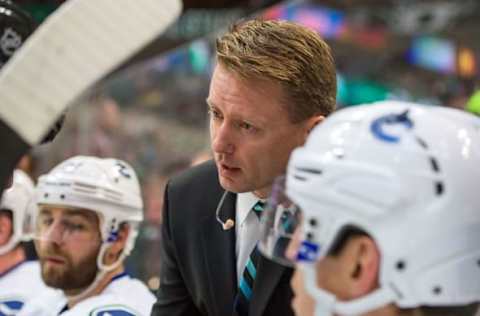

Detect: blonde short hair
[216, 19, 337, 122]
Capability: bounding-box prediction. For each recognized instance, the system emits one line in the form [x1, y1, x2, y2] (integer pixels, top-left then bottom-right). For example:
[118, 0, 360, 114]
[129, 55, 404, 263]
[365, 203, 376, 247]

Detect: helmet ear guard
[260, 101, 480, 315]
[0, 169, 35, 255]
[96, 220, 138, 273]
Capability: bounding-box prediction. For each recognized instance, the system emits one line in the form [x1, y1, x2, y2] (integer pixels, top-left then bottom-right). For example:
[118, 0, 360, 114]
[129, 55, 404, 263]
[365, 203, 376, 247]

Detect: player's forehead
[38, 204, 99, 224]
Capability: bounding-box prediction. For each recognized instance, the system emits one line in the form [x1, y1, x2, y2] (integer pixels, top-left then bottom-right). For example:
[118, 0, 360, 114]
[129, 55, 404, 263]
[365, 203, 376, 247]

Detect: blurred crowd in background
[14, 0, 480, 292]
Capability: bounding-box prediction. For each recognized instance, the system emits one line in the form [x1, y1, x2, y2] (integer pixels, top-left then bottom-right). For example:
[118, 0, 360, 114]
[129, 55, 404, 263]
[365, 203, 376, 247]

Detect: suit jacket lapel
[249, 254, 290, 316]
[200, 190, 237, 316]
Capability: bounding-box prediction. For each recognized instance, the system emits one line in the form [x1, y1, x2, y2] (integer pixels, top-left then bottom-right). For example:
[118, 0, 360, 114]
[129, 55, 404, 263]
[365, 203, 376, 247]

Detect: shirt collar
[236, 192, 267, 226]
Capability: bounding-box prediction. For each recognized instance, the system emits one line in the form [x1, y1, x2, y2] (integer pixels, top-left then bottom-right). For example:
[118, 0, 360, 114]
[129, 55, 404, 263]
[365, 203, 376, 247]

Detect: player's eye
[62, 220, 86, 232]
[208, 108, 223, 120]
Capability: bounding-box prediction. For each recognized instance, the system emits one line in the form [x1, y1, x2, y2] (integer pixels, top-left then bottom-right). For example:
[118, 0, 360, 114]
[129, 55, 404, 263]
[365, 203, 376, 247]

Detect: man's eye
[239, 122, 256, 132]
[63, 221, 86, 231]
[40, 217, 53, 227]
[208, 108, 222, 120]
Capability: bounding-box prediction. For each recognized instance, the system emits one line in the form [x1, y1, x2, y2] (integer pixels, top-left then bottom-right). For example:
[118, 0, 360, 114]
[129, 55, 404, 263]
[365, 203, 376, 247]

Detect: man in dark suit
[151, 19, 337, 316]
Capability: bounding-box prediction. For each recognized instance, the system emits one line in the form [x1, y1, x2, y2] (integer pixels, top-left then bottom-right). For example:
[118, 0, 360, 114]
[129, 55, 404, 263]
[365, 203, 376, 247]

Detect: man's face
[35, 206, 102, 293]
[291, 257, 349, 316]
[207, 64, 312, 198]
[0, 210, 13, 248]
[287, 227, 352, 316]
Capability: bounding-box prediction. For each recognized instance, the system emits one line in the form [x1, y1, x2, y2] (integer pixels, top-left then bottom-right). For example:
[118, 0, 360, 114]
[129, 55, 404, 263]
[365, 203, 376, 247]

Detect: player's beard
[39, 242, 101, 292]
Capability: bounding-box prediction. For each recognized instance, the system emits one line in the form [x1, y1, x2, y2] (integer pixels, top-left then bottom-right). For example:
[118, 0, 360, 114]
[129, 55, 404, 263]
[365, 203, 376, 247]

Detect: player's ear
[104, 223, 130, 264]
[301, 115, 324, 142]
[307, 115, 324, 134]
[340, 236, 380, 299]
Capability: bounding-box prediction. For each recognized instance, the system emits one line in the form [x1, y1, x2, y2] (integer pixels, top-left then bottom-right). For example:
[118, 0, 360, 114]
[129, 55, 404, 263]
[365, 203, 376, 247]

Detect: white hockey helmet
[260, 101, 480, 315]
[0, 169, 35, 255]
[35, 155, 143, 269]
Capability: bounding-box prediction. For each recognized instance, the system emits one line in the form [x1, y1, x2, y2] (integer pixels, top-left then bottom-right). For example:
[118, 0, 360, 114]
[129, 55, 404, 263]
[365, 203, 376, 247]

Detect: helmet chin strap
[66, 241, 127, 306]
[300, 264, 397, 316]
[66, 267, 108, 307]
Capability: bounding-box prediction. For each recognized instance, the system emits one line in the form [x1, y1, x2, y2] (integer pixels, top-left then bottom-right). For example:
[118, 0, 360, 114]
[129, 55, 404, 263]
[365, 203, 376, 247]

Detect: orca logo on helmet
[370, 109, 414, 143]
[0, 27, 22, 57]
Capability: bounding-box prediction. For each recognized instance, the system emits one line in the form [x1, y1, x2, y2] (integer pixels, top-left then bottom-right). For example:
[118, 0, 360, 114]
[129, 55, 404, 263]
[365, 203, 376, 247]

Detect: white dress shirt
[235, 192, 266, 285]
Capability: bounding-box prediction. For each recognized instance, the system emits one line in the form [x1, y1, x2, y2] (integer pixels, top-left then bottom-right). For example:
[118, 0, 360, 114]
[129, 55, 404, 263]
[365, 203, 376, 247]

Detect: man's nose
[211, 122, 235, 155]
[41, 221, 65, 244]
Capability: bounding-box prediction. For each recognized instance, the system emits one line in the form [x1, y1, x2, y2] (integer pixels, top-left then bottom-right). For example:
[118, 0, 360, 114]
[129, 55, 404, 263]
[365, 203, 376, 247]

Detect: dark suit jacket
[151, 160, 294, 316]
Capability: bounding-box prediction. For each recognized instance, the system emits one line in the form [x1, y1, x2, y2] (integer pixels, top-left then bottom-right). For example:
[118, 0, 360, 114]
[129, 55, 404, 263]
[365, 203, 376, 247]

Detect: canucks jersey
[0, 260, 59, 316]
[18, 273, 155, 316]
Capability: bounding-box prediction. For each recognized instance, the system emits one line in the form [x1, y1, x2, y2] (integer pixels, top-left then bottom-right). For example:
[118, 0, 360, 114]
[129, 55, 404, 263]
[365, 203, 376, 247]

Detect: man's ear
[0, 212, 13, 245]
[340, 236, 380, 299]
[104, 224, 130, 265]
[306, 115, 324, 135]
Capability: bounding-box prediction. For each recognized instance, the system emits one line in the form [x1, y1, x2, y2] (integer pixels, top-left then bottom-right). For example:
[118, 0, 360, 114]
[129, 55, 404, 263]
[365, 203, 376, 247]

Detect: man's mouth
[43, 255, 67, 265]
[219, 163, 241, 173]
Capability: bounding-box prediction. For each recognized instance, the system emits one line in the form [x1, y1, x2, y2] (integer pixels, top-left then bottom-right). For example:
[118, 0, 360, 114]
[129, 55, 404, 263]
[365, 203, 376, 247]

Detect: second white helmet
[0, 169, 35, 255]
[260, 101, 480, 315]
[35, 156, 143, 259]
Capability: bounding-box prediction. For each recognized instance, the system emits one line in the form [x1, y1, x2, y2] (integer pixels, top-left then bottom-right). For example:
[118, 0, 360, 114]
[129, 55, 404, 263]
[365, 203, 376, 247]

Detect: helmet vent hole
[429, 157, 440, 172]
[293, 174, 307, 181]
[44, 193, 49, 198]
[60, 194, 65, 199]
[433, 286, 442, 295]
[435, 182, 444, 195]
[114, 178, 119, 183]
[296, 167, 322, 175]
[476, 259, 480, 267]
[395, 260, 406, 271]
[309, 218, 317, 227]
[416, 137, 428, 149]
[306, 232, 314, 241]
[333, 148, 344, 159]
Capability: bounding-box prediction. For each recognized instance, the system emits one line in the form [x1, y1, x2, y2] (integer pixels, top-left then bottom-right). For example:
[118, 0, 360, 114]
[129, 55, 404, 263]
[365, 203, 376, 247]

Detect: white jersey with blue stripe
[18, 273, 155, 316]
[0, 260, 59, 316]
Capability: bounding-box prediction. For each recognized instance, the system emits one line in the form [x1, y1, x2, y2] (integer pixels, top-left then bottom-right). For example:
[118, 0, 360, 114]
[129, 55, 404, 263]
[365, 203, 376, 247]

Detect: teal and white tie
[234, 200, 265, 316]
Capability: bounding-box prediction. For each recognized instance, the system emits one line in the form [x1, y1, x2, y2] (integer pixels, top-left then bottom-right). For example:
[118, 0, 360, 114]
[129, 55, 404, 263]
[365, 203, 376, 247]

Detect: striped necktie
[234, 200, 265, 316]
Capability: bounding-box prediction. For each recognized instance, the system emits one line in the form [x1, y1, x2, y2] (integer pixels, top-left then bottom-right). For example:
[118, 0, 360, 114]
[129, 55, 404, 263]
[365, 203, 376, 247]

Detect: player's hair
[0, 208, 12, 221]
[327, 226, 367, 256]
[330, 229, 479, 316]
[216, 19, 336, 123]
